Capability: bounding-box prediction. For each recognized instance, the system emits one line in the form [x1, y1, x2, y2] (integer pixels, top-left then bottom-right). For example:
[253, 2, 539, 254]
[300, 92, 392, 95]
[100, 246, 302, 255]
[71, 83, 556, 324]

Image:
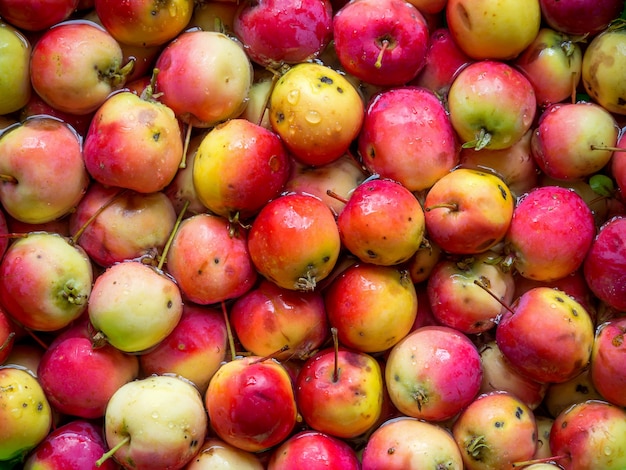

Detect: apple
[240, 69, 274, 129]
[0, 367, 52, 462]
[539, 0, 624, 36]
[99, 374, 207, 469]
[385, 325, 482, 422]
[29, 20, 133, 115]
[361, 416, 463, 470]
[359, 86, 459, 192]
[189, 0, 239, 34]
[0, 116, 89, 224]
[296, 346, 384, 439]
[447, 60, 537, 150]
[268, 62, 365, 166]
[88, 260, 183, 353]
[0, 0, 79, 31]
[248, 193, 341, 291]
[543, 367, 603, 419]
[233, 0, 333, 67]
[18, 93, 94, 138]
[590, 317, 626, 407]
[0, 309, 15, 365]
[155, 30, 253, 128]
[95, 0, 193, 47]
[324, 263, 418, 353]
[332, 0, 430, 86]
[406, 238, 443, 284]
[446, 0, 541, 60]
[185, 437, 264, 470]
[1, 342, 45, 377]
[166, 213, 258, 305]
[0, 22, 31, 115]
[0, 232, 93, 332]
[424, 168, 514, 254]
[206, 357, 298, 453]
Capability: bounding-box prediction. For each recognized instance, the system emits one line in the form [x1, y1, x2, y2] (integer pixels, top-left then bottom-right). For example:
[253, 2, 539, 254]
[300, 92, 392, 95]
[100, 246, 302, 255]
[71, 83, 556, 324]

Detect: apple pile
[2, 0, 626, 468]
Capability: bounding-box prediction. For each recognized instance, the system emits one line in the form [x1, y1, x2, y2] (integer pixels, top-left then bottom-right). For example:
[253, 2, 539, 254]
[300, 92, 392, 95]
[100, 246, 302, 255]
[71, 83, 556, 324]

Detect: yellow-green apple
[95, 0, 194, 47]
[337, 178, 425, 266]
[446, 0, 541, 59]
[359, 86, 458, 192]
[406, 238, 442, 284]
[550, 400, 626, 470]
[505, 186, 596, 281]
[583, 216, 626, 310]
[531, 102, 619, 180]
[189, 0, 239, 33]
[0, 116, 89, 224]
[267, 430, 361, 470]
[269, 62, 364, 166]
[248, 193, 341, 291]
[533, 415, 556, 462]
[385, 325, 482, 422]
[424, 168, 514, 254]
[0, 367, 52, 462]
[295, 347, 383, 439]
[37, 319, 139, 419]
[332, 0, 429, 86]
[192, 118, 291, 220]
[230, 279, 328, 360]
[29, 20, 133, 115]
[324, 263, 417, 353]
[83, 90, 183, 193]
[23, 419, 116, 470]
[452, 391, 537, 470]
[88, 260, 183, 353]
[185, 437, 264, 470]
[155, 30, 253, 128]
[448, 60, 537, 150]
[515, 28, 582, 107]
[543, 367, 603, 418]
[240, 69, 273, 129]
[166, 213, 258, 305]
[0, 232, 93, 332]
[0, 0, 78, 31]
[0, 22, 31, 115]
[99, 375, 207, 469]
[361, 416, 464, 470]
[233, 0, 333, 67]
[496, 286, 595, 384]
[590, 317, 626, 407]
[540, 0, 624, 36]
[206, 357, 298, 452]
[427, 251, 516, 334]
[139, 303, 228, 394]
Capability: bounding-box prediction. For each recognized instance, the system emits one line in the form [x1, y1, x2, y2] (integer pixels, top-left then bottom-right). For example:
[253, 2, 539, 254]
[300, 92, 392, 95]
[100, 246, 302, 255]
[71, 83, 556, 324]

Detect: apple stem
[258, 68, 282, 128]
[0, 174, 17, 184]
[331, 327, 339, 383]
[180, 122, 193, 169]
[24, 328, 49, 350]
[71, 189, 128, 246]
[250, 344, 290, 364]
[0, 331, 15, 352]
[375, 39, 390, 69]
[96, 435, 130, 467]
[512, 454, 568, 467]
[140, 67, 161, 102]
[157, 200, 189, 271]
[221, 300, 237, 362]
[326, 189, 349, 204]
[590, 144, 626, 152]
[473, 278, 516, 315]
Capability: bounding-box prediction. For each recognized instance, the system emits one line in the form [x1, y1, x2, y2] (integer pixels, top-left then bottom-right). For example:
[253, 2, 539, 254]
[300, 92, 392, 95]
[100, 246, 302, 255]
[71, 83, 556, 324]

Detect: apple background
[1, 0, 626, 468]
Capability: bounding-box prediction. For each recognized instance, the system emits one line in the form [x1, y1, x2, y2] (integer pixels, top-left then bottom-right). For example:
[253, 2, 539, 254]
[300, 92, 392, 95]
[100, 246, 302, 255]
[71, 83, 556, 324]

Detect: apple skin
[0, 308, 15, 364]
[296, 347, 384, 439]
[333, 0, 429, 86]
[233, 0, 333, 67]
[83, 90, 183, 193]
[23, 419, 117, 470]
[540, 0, 624, 36]
[0, 117, 89, 224]
[0, 0, 78, 31]
[424, 168, 514, 254]
[206, 357, 298, 453]
[361, 416, 463, 470]
[19, 93, 94, 138]
[0, 367, 52, 462]
[29, 20, 131, 115]
[549, 400, 626, 470]
[185, 437, 264, 470]
[324, 263, 418, 353]
[543, 367, 604, 419]
[0, 22, 31, 115]
[139, 303, 228, 394]
[0, 232, 93, 332]
[385, 325, 482, 422]
[590, 318, 626, 407]
[359, 86, 459, 192]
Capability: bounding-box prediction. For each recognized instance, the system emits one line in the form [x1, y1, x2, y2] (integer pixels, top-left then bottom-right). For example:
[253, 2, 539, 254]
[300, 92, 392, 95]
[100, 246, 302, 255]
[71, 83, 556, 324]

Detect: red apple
[539, 0, 624, 36]
[590, 317, 626, 407]
[0, 0, 79, 31]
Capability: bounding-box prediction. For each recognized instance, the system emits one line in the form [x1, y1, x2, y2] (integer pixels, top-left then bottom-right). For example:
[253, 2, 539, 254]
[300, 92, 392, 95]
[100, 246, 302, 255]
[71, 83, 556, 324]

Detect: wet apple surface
[2, 1, 626, 469]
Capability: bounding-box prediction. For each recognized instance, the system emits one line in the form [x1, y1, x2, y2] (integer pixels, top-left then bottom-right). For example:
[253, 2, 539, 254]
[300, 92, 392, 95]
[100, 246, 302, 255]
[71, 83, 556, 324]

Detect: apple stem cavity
[0, 173, 17, 184]
[221, 300, 237, 362]
[95, 435, 130, 467]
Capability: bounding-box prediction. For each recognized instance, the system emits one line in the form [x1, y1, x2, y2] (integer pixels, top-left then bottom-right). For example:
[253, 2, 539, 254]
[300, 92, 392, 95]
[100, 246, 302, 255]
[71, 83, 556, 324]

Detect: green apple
[0, 22, 31, 115]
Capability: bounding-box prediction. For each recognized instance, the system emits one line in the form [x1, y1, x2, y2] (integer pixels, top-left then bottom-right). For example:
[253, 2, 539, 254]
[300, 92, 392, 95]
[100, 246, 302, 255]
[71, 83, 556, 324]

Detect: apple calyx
[412, 387, 428, 411]
[59, 279, 88, 306]
[104, 58, 135, 90]
[462, 128, 492, 151]
[295, 269, 318, 292]
[466, 434, 489, 460]
[95, 435, 130, 467]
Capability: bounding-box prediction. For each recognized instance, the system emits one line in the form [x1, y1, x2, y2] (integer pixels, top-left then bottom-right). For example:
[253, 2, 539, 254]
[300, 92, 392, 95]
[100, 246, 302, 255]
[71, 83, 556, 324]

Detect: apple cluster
[2, 0, 626, 469]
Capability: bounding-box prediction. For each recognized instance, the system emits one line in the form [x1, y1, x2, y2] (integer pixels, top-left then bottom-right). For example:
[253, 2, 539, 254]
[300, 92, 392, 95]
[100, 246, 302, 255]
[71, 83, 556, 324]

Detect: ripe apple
[543, 368, 603, 419]
[189, 0, 239, 34]
[0, 308, 15, 364]
[0, 232, 93, 332]
[29, 20, 133, 115]
[0, 0, 79, 31]
[540, 0, 624, 36]
[0, 21, 31, 115]
[100, 375, 207, 469]
[95, 0, 194, 47]
[185, 437, 264, 470]
[18, 92, 94, 138]
[0, 116, 89, 224]
[359, 86, 459, 192]
[206, 357, 298, 453]
[590, 317, 626, 407]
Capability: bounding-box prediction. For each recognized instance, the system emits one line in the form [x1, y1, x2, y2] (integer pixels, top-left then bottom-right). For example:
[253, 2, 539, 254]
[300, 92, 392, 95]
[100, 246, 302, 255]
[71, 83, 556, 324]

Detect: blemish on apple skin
[320, 76, 333, 85]
[515, 406, 523, 419]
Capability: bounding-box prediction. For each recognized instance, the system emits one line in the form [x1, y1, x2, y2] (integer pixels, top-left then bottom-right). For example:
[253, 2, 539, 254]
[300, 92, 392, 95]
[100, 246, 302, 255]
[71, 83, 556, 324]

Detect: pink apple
[539, 0, 624, 36]
[0, 0, 79, 31]
[590, 317, 626, 407]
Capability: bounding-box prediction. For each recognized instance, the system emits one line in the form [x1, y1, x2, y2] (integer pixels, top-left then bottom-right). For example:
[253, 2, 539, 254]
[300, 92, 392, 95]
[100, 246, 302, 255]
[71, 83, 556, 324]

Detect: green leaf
[589, 174, 615, 197]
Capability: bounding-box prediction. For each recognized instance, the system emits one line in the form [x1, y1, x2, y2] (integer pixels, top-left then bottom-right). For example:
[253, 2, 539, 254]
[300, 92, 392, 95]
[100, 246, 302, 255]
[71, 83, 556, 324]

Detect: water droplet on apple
[152, 411, 159, 419]
[305, 110, 321, 124]
[604, 446, 613, 456]
[287, 89, 300, 105]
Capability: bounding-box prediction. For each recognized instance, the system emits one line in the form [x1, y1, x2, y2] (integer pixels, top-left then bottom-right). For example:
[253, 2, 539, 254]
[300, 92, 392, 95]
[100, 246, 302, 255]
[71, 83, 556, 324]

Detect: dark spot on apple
[575, 383, 589, 394]
[190, 439, 198, 447]
[498, 184, 508, 200]
[322, 256, 330, 263]
[612, 334, 624, 347]
[368, 146, 376, 158]
[555, 295, 564, 303]
[276, 112, 285, 124]
[494, 421, 503, 427]
[151, 10, 157, 15]
[515, 406, 523, 419]
[214, 258, 220, 264]
[22, 402, 27, 408]
[394, 374, 400, 381]
[320, 76, 333, 85]
[572, 308, 579, 317]
[367, 250, 377, 258]
[561, 421, 568, 429]
[197, 269, 203, 275]
[337, 87, 344, 94]
[619, 97, 626, 106]
[37, 401, 43, 411]
[167, 300, 173, 308]
[152, 132, 160, 142]
[388, 447, 395, 454]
